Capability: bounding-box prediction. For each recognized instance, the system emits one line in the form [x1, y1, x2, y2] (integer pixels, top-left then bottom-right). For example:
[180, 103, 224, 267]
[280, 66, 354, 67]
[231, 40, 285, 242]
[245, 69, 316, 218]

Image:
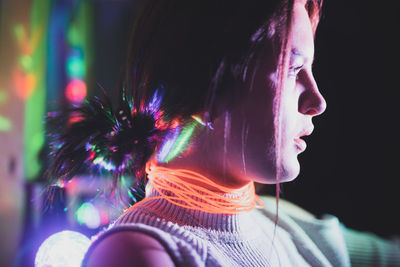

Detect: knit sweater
[84, 187, 357, 267]
[83, 184, 400, 266]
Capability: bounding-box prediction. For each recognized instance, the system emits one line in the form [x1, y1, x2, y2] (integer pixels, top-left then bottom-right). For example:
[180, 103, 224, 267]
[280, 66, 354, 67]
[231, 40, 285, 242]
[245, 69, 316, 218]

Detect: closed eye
[288, 64, 303, 78]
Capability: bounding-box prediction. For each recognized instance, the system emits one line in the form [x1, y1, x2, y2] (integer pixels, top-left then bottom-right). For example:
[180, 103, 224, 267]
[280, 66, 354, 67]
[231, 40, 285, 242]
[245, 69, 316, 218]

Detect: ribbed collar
[120, 185, 263, 236]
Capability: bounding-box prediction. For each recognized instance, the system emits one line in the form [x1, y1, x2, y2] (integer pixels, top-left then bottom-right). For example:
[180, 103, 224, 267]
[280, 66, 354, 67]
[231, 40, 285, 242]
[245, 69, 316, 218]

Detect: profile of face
[165, 1, 326, 188]
[213, 1, 327, 186]
[229, 1, 326, 183]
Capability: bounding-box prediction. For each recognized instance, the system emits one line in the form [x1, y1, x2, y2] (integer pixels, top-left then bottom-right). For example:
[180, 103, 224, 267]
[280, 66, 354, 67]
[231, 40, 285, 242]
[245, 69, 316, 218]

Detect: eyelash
[288, 65, 303, 78]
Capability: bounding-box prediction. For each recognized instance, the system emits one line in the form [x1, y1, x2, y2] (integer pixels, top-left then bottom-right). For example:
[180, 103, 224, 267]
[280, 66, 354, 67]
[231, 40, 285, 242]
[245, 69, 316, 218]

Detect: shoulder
[86, 231, 175, 267]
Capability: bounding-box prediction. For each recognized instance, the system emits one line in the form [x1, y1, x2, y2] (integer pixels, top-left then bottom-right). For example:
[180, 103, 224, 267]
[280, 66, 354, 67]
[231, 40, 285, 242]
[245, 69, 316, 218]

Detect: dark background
[92, 0, 400, 238]
[284, 1, 400, 238]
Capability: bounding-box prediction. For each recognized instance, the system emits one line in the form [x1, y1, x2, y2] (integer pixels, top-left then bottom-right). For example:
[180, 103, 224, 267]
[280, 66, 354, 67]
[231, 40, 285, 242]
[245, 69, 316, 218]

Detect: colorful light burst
[160, 120, 198, 163]
[157, 127, 181, 163]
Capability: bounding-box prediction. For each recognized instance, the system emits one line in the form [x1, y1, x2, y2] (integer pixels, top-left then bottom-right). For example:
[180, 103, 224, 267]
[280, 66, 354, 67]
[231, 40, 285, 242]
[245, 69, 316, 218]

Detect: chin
[255, 158, 300, 184]
[235, 151, 301, 184]
[278, 157, 301, 183]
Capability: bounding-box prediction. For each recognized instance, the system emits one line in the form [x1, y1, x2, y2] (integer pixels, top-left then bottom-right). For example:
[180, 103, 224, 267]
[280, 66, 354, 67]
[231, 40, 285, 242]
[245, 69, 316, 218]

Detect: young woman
[48, 0, 400, 266]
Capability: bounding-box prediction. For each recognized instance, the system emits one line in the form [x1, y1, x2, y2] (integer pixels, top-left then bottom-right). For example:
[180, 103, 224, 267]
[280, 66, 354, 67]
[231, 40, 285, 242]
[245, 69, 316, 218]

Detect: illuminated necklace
[124, 162, 264, 215]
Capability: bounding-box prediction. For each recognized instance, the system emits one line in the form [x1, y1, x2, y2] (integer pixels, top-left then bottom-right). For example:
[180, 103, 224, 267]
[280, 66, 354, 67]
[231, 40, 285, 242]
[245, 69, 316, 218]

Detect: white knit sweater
[84, 189, 352, 267]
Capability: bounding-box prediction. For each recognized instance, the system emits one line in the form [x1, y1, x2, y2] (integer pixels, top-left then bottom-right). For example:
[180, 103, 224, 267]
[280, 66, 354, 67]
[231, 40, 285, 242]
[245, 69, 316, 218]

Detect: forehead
[290, 3, 315, 62]
[296, 0, 308, 5]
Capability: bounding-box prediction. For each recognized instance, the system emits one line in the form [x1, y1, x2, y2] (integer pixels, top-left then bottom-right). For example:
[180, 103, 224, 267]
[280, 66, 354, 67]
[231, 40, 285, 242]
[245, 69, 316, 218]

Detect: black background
[285, 0, 400, 238]
[93, 0, 400, 238]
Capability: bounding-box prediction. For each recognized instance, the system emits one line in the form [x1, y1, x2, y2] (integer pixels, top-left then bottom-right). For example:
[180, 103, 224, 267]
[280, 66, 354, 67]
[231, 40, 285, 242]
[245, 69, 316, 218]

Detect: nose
[298, 72, 327, 116]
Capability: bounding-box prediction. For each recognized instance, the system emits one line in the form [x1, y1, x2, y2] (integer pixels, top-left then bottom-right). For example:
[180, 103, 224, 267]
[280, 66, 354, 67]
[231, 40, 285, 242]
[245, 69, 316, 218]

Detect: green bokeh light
[75, 202, 101, 228]
[66, 56, 85, 78]
[20, 55, 33, 72]
[0, 115, 12, 132]
[13, 24, 25, 42]
[0, 90, 8, 104]
[67, 26, 80, 46]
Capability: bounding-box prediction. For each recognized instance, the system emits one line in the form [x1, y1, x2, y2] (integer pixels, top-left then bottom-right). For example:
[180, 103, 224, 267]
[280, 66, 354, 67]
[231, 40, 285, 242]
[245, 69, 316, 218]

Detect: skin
[167, 1, 326, 188]
[87, 2, 326, 266]
[236, 0, 327, 184]
[86, 232, 175, 267]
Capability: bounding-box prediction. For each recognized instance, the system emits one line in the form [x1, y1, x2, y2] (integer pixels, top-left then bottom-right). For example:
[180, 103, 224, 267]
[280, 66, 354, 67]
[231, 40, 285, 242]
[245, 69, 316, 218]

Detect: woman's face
[224, 2, 326, 185]
[164, 2, 326, 188]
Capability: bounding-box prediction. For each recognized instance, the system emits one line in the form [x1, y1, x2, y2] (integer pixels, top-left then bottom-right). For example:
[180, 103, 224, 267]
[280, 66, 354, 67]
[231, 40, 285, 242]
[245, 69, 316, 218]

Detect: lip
[294, 138, 307, 151]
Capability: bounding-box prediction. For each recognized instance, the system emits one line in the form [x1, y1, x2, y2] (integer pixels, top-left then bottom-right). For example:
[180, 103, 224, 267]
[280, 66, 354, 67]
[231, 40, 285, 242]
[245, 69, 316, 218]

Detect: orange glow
[13, 70, 37, 99]
[65, 79, 87, 103]
[68, 115, 84, 126]
[124, 162, 264, 215]
[170, 118, 180, 128]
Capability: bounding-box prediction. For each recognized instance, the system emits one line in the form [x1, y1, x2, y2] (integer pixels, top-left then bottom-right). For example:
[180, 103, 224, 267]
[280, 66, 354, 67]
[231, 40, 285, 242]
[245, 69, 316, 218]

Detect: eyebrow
[291, 48, 303, 57]
[291, 48, 314, 64]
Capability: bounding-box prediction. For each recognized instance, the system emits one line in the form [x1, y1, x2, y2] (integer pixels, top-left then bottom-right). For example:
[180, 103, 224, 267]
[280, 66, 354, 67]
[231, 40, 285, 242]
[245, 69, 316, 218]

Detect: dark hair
[47, 0, 322, 201]
[123, 0, 322, 172]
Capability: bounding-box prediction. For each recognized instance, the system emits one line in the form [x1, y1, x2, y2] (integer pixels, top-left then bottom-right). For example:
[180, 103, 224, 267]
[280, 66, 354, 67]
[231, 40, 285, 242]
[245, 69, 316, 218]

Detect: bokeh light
[66, 48, 86, 79]
[35, 230, 91, 267]
[75, 202, 101, 229]
[0, 90, 8, 104]
[13, 70, 37, 100]
[13, 24, 26, 44]
[66, 56, 85, 78]
[67, 25, 81, 47]
[19, 55, 33, 72]
[65, 79, 87, 103]
[0, 116, 12, 132]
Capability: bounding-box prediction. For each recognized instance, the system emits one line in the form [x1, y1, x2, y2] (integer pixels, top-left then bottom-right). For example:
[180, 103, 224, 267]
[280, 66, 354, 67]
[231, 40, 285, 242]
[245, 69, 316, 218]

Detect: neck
[118, 163, 265, 232]
[143, 162, 264, 214]
[158, 158, 250, 190]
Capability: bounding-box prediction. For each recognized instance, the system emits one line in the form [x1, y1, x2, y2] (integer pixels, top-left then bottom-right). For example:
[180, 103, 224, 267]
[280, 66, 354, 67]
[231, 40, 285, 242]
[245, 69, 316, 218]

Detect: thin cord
[123, 162, 264, 215]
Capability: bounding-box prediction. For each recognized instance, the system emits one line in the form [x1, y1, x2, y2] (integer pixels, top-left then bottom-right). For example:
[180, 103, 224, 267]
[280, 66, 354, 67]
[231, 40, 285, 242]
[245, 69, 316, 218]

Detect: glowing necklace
[124, 162, 264, 215]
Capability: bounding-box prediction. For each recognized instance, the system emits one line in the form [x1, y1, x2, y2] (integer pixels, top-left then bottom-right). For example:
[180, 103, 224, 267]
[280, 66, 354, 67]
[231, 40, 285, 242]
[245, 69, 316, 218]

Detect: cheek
[247, 90, 275, 144]
[243, 89, 277, 168]
[280, 86, 300, 133]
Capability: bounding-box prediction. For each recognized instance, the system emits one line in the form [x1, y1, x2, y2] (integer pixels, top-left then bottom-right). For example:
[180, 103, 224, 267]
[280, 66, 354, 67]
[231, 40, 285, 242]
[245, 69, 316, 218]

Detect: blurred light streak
[46, 3, 68, 105]
[23, 0, 51, 180]
[163, 122, 197, 163]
